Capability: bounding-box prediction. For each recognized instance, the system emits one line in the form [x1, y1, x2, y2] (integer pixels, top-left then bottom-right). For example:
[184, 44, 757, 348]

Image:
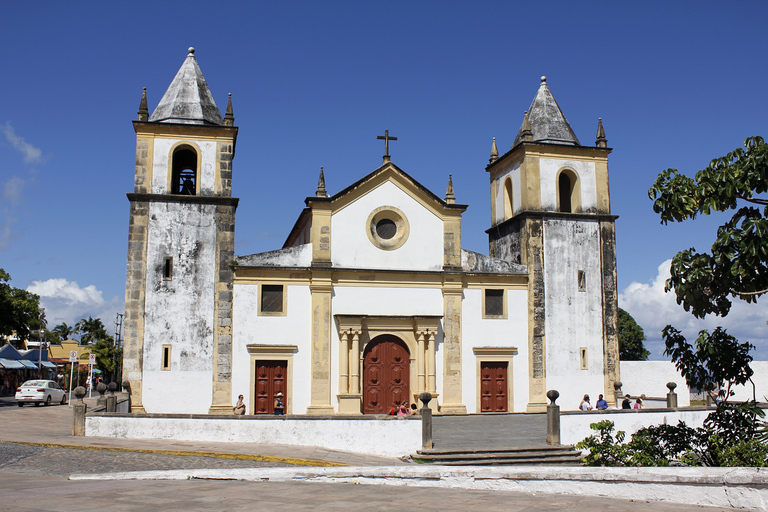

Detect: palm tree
[52, 322, 74, 342]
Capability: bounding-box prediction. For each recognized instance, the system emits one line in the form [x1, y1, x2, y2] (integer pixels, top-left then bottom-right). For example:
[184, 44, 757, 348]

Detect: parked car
[15, 380, 67, 406]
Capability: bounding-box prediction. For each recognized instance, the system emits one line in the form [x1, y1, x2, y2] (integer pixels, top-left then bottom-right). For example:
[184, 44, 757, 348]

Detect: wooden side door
[480, 361, 508, 412]
[363, 336, 410, 414]
[254, 360, 287, 414]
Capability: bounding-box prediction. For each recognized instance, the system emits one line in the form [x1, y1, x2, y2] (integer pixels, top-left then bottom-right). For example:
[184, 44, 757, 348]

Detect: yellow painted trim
[556, 167, 582, 213]
[166, 141, 202, 196]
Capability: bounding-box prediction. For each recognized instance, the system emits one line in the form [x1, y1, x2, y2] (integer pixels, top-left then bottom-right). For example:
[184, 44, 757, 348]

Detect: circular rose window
[366, 206, 409, 250]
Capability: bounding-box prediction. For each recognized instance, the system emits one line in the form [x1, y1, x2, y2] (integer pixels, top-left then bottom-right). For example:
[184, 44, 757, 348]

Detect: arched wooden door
[362, 335, 410, 414]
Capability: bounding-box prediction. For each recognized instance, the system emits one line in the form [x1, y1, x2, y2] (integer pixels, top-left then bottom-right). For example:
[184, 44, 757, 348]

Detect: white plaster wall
[620, 361, 691, 407]
[730, 361, 768, 402]
[232, 283, 312, 414]
[492, 162, 521, 225]
[142, 202, 217, 414]
[86, 415, 421, 458]
[151, 138, 218, 195]
[544, 219, 605, 411]
[331, 180, 443, 271]
[539, 158, 597, 212]
[330, 286, 445, 409]
[461, 289, 529, 412]
[560, 408, 712, 446]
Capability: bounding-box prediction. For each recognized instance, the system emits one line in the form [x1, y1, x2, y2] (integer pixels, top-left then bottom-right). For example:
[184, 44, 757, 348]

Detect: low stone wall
[560, 407, 712, 446]
[85, 413, 421, 458]
[71, 465, 768, 510]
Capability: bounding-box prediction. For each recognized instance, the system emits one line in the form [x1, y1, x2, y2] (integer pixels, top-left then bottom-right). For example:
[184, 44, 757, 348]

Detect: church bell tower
[122, 48, 239, 414]
[486, 77, 619, 412]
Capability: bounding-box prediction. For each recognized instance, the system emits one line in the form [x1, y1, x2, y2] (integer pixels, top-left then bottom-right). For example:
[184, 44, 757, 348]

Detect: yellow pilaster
[440, 276, 466, 414]
[308, 271, 335, 415]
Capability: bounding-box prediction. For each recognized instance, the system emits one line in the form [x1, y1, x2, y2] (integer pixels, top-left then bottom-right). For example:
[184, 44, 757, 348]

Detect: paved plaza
[0, 397, 746, 511]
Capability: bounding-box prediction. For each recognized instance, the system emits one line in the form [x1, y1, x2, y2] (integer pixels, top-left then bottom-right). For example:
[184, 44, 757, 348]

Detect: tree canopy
[649, 136, 765, 400]
[648, 136, 768, 318]
[617, 308, 649, 360]
[0, 268, 41, 345]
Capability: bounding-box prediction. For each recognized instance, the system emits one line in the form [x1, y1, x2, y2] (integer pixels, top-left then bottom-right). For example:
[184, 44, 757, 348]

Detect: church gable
[320, 164, 464, 271]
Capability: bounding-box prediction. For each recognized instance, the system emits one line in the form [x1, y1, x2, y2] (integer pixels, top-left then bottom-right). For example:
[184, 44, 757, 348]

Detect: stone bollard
[546, 390, 560, 446]
[419, 392, 433, 450]
[96, 383, 107, 408]
[72, 386, 87, 436]
[106, 382, 118, 412]
[666, 382, 678, 409]
[613, 381, 623, 408]
[122, 380, 132, 412]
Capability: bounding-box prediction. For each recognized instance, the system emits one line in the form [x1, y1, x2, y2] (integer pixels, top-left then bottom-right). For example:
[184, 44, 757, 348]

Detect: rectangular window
[483, 289, 505, 318]
[162, 345, 171, 370]
[580, 347, 588, 370]
[260, 284, 285, 315]
[163, 257, 173, 281]
[578, 270, 585, 292]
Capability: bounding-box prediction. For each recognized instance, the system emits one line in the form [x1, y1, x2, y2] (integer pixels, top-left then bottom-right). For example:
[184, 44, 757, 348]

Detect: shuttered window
[261, 285, 284, 313]
[484, 289, 504, 317]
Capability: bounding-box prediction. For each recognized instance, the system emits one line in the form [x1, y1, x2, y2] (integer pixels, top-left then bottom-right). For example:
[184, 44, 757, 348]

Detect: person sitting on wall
[596, 394, 608, 410]
[579, 394, 592, 411]
[409, 403, 419, 415]
[387, 402, 397, 415]
[622, 394, 632, 409]
[274, 391, 284, 415]
[634, 395, 645, 409]
[233, 394, 245, 415]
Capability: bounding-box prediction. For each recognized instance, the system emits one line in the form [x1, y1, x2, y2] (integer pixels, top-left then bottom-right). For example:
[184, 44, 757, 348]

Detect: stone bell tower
[485, 77, 619, 412]
[122, 47, 239, 414]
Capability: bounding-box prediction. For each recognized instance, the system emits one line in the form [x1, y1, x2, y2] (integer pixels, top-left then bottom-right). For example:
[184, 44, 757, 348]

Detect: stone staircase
[412, 445, 583, 466]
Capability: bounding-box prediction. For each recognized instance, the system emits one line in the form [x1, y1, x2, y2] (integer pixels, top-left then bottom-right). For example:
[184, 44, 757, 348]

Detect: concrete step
[413, 445, 583, 466]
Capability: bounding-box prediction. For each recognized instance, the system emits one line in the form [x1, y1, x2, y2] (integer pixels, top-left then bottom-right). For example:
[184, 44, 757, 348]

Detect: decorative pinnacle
[138, 87, 148, 122]
[224, 93, 234, 126]
[489, 137, 498, 163]
[445, 174, 455, 204]
[520, 111, 533, 142]
[188, 47, 195, 55]
[595, 117, 607, 148]
[316, 166, 327, 197]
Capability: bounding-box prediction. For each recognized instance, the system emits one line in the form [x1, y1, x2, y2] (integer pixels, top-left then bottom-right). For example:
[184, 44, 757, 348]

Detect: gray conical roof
[513, 76, 579, 146]
[149, 47, 224, 125]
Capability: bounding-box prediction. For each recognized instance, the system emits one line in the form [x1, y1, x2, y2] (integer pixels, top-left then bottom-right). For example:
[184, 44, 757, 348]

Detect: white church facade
[122, 49, 620, 416]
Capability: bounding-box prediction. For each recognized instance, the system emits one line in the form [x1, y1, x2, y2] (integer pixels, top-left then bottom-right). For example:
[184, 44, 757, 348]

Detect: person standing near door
[274, 391, 284, 415]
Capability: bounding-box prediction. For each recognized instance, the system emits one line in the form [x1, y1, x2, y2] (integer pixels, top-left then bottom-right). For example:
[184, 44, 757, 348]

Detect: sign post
[68, 351, 77, 408]
[87, 354, 96, 398]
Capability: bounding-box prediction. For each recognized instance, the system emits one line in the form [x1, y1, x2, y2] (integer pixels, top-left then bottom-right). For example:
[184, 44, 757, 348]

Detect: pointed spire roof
[223, 93, 234, 126]
[595, 117, 607, 147]
[316, 166, 327, 197]
[149, 47, 224, 126]
[513, 76, 579, 147]
[445, 174, 456, 204]
[489, 137, 498, 163]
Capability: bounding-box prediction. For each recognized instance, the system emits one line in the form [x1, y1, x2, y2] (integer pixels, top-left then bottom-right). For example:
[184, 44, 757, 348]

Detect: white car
[15, 380, 68, 406]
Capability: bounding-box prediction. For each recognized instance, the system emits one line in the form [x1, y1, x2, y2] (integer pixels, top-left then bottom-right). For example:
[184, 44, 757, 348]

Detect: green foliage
[577, 403, 768, 467]
[617, 308, 649, 360]
[648, 136, 768, 318]
[662, 325, 754, 402]
[52, 322, 75, 341]
[0, 268, 42, 344]
[76, 316, 121, 381]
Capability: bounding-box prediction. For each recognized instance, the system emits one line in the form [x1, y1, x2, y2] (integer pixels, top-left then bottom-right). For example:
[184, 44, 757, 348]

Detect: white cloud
[620, 259, 768, 361]
[3, 176, 26, 204]
[2, 122, 42, 164]
[27, 278, 124, 334]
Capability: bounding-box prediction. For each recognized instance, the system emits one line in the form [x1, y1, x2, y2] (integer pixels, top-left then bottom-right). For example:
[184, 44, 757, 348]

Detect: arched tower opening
[503, 177, 514, 219]
[557, 169, 580, 213]
[171, 146, 198, 195]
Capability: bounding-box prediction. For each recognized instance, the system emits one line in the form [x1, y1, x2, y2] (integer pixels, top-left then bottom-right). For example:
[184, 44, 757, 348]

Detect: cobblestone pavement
[0, 441, 296, 476]
[0, 473, 737, 512]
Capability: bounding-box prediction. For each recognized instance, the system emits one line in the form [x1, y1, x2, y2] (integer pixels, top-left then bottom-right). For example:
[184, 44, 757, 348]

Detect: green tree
[648, 136, 768, 318]
[0, 268, 41, 346]
[52, 322, 75, 341]
[617, 308, 649, 360]
[77, 316, 121, 382]
[648, 136, 765, 401]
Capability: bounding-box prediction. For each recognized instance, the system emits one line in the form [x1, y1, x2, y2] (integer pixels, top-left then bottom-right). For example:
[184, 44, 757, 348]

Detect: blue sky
[2, 2, 767, 359]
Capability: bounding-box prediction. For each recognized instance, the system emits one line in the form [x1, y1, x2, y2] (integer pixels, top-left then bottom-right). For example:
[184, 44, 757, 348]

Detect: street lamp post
[37, 308, 45, 378]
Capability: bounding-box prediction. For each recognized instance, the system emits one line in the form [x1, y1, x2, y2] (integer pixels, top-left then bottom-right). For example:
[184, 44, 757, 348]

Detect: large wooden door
[254, 360, 287, 414]
[363, 335, 410, 414]
[480, 361, 508, 412]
